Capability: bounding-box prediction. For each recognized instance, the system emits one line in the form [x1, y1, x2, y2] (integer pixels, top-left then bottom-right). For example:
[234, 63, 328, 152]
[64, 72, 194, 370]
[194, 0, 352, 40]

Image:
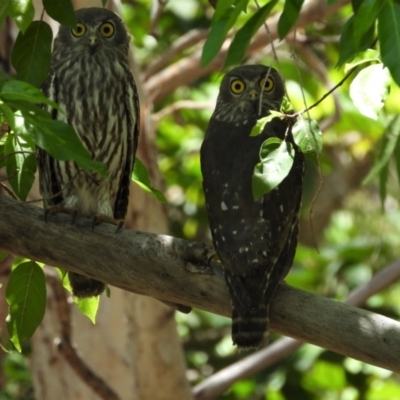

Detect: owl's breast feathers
[201, 114, 304, 277]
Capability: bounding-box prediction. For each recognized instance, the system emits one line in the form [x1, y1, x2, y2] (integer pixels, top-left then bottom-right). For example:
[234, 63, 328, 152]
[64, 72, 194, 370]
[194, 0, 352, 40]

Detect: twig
[46, 271, 120, 400]
[153, 100, 215, 122]
[0, 182, 17, 199]
[149, 0, 169, 38]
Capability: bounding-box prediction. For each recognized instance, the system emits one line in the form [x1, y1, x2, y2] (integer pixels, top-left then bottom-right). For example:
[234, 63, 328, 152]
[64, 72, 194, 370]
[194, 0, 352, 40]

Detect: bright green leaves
[249, 111, 283, 137]
[225, 0, 278, 68]
[201, 0, 249, 67]
[4, 133, 36, 201]
[1, 79, 58, 109]
[42, 0, 76, 29]
[337, 0, 381, 67]
[378, 2, 400, 87]
[277, 0, 304, 39]
[363, 115, 400, 206]
[11, 21, 53, 87]
[344, 50, 391, 120]
[251, 116, 322, 200]
[132, 158, 168, 203]
[292, 118, 322, 164]
[6, 262, 46, 352]
[9, 0, 35, 33]
[252, 137, 294, 200]
[349, 65, 390, 120]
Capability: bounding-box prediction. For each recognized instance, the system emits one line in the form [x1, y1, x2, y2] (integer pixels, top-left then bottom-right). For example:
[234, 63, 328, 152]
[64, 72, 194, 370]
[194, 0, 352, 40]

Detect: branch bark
[1, 194, 400, 374]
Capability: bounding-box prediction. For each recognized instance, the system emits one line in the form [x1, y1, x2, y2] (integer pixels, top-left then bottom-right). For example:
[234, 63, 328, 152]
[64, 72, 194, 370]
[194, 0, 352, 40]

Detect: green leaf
[20, 108, 107, 176]
[349, 64, 390, 120]
[101, 0, 107, 6]
[344, 49, 381, 74]
[4, 133, 36, 201]
[277, 0, 305, 40]
[225, 0, 278, 68]
[201, 0, 249, 67]
[11, 21, 53, 87]
[132, 158, 168, 203]
[9, 0, 34, 33]
[363, 115, 400, 185]
[252, 137, 294, 200]
[350, 0, 381, 48]
[0, 0, 11, 30]
[292, 118, 322, 164]
[43, 0, 76, 28]
[378, 2, 400, 87]
[337, 16, 375, 67]
[0, 102, 16, 131]
[1, 80, 60, 110]
[249, 111, 283, 137]
[74, 297, 99, 324]
[6, 261, 46, 352]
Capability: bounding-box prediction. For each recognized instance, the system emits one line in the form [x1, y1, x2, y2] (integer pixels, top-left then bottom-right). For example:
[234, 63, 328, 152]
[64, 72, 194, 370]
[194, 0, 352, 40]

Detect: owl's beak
[87, 34, 98, 54]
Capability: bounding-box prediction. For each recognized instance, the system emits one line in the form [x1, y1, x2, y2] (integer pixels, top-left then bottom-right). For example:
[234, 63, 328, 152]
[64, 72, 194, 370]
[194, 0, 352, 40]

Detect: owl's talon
[44, 205, 75, 223]
[92, 214, 124, 232]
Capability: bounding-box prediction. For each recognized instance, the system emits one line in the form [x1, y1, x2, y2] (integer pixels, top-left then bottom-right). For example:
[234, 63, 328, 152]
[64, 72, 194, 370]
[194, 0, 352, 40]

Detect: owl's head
[54, 8, 130, 55]
[214, 65, 285, 122]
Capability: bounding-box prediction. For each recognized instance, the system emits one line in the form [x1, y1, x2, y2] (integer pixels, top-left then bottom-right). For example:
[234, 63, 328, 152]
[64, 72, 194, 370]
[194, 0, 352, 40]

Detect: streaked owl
[201, 65, 305, 348]
[37, 8, 139, 298]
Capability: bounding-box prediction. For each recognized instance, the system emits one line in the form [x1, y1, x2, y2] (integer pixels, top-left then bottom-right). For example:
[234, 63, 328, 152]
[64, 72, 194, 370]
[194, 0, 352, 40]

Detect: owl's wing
[37, 70, 63, 207]
[113, 72, 140, 220]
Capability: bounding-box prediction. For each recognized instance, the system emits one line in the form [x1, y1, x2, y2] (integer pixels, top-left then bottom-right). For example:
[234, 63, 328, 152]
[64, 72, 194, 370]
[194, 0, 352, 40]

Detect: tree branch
[1, 194, 400, 373]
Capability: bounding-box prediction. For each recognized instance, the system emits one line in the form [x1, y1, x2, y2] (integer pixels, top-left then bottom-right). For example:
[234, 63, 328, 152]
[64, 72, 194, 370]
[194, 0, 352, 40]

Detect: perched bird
[37, 8, 139, 298]
[200, 65, 305, 348]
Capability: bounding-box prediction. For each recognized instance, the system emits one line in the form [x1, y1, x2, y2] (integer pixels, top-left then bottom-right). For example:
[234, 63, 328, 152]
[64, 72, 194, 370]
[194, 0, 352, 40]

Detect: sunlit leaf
[43, 0, 76, 28]
[1, 79, 60, 110]
[4, 133, 36, 201]
[201, 0, 249, 67]
[252, 137, 294, 200]
[132, 158, 168, 203]
[74, 297, 99, 324]
[363, 115, 400, 185]
[349, 64, 390, 120]
[277, 0, 305, 40]
[249, 111, 283, 137]
[11, 21, 53, 87]
[15, 105, 107, 176]
[350, 0, 381, 49]
[225, 0, 278, 67]
[292, 118, 322, 164]
[6, 261, 46, 352]
[9, 0, 34, 33]
[0, 102, 16, 132]
[378, 2, 400, 87]
[344, 49, 381, 74]
[337, 16, 375, 67]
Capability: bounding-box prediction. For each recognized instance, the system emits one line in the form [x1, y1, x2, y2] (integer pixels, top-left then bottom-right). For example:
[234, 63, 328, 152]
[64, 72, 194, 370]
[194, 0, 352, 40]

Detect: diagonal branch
[1, 194, 400, 373]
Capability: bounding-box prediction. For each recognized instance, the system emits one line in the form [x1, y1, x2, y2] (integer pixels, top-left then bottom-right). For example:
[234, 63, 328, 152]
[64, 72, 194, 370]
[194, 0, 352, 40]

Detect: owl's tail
[231, 304, 268, 349]
[68, 272, 106, 298]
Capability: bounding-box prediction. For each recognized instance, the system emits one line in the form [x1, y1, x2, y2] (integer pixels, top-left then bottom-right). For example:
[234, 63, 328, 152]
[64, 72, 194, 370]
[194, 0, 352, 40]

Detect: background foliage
[1, 0, 400, 399]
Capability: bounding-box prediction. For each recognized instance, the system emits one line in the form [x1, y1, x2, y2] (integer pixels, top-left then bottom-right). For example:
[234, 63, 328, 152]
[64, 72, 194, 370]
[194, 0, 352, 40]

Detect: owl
[37, 8, 139, 298]
[201, 65, 305, 349]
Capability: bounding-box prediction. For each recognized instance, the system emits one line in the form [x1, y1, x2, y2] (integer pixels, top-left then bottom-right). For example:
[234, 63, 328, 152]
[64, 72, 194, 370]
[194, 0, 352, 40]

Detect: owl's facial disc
[70, 20, 116, 54]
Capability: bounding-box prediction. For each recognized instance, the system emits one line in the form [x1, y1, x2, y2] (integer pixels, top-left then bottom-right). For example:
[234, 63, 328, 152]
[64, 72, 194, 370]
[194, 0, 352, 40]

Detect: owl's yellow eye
[71, 23, 86, 37]
[259, 77, 274, 92]
[99, 22, 115, 38]
[230, 79, 246, 94]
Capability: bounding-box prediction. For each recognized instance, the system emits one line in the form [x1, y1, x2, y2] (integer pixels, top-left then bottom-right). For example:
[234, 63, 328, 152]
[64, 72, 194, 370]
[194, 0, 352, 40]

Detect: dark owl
[201, 65, 305, 348]
[37, 8, 139, 297]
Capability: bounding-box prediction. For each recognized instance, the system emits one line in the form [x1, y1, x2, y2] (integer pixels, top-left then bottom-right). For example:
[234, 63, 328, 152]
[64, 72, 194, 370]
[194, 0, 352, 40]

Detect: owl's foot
[68, 272, 106, 298]
[91, 214, 124, 233]
[44, 205, 77, 224]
